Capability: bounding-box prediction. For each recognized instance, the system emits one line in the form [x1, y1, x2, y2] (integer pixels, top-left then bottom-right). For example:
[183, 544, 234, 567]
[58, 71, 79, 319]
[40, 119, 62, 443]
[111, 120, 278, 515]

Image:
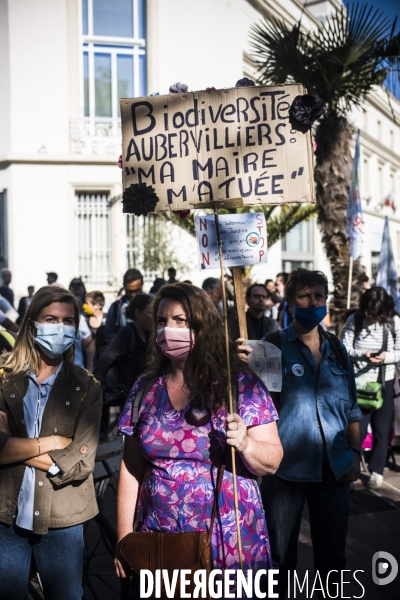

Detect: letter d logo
[372, 551, 398, 585]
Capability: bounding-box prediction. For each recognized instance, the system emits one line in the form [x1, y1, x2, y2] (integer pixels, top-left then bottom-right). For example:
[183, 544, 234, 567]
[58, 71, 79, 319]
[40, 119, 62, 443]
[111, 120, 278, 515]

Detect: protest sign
[195, 212, 267, 270]
[120, 85, 315, 212]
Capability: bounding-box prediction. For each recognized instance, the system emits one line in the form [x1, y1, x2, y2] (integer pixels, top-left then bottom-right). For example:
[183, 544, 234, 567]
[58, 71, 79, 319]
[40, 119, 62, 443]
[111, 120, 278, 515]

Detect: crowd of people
[0, 264, 398, 599]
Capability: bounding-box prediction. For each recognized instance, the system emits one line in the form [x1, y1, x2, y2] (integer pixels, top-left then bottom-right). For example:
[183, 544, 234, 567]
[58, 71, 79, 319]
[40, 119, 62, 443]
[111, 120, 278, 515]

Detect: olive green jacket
[0, 359, 102, 534]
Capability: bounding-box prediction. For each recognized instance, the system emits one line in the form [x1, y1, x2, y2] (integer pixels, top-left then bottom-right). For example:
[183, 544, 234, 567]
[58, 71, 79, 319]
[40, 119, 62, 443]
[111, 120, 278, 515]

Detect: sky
[378, 0, 400, 28]
[344, 0, 399, 31]
[343, 0, 400, 98]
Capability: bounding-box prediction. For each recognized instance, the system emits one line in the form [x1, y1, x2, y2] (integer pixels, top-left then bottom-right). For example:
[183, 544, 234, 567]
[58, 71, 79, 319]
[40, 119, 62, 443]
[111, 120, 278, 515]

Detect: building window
[126, 214, 159, 283]
[362, 158, 369, 202]
[282, 221, 311, 253]
[377, 120, 382, 141]
[81, 0, 146, 120]
[282, 220, 314, 272]
[75, 192, 112, 286]
[362, 108, 367, 132]
[282, 259, 314, 272]
[371, 251, 380, 279]
[378, 166, 383, 202]
[92, 0, 134, 37]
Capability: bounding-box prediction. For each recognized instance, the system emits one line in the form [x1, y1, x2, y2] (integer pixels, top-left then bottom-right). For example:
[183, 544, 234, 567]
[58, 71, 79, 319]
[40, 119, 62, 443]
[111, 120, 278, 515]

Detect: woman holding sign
[115, 282, 283, 597]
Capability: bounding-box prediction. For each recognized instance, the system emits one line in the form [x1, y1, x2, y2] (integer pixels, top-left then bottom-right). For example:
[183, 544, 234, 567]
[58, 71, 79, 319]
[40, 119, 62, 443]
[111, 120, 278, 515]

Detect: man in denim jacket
[260, 269, 362, 599]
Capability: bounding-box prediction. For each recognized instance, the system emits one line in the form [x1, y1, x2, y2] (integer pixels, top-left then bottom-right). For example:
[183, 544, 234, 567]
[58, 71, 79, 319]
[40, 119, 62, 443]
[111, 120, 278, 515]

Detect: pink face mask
[156, 327, 195, 361]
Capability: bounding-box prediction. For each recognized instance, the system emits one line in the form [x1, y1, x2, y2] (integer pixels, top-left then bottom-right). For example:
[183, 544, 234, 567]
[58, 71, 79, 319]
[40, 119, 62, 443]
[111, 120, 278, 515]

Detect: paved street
[29, 448, 400, 600]
[296, 451, 400, 600]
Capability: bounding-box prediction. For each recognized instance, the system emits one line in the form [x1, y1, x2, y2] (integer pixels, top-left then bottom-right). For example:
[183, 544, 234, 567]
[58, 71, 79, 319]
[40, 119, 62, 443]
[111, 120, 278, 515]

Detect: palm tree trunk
[314, 116, 364, 331]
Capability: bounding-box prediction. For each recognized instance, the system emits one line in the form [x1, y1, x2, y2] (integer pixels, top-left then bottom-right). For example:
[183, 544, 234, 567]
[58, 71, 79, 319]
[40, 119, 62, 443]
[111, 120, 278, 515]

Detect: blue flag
[376, 217, 400, 313]
[346, 130, 363, 260]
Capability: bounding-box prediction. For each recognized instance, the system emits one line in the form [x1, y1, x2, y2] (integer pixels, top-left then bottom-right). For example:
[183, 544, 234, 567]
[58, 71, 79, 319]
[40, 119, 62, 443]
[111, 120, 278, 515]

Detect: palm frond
[266, 204, 318, 247]
[250, 2, 400, 116]
[250, 21, 315, 89]
[159, 211, 197, 236]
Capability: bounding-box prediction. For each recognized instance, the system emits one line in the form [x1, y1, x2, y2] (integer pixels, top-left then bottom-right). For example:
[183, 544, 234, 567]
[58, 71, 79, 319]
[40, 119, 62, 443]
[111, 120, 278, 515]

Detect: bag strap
[263, 330, 282, 351]
[126, 323, 136, 354]
[231, 371, 238, 414]
[388, 317, 395, 342]
[130, 376, 158, 425]
[318, 327, 347, 369]
[353, 312, 363, 348]
[353, 322, 389, 381]
[113, 300, 119, 327]
[207, 465, 224, 544]
[207, 371, 240, 544]
[380, 323, 388, 388]
[382, 322, 389, 353]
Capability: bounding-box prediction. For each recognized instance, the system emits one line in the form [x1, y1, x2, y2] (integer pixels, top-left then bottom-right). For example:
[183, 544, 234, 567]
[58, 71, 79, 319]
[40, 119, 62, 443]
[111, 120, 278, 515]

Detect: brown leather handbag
[119, 467, 224, 599]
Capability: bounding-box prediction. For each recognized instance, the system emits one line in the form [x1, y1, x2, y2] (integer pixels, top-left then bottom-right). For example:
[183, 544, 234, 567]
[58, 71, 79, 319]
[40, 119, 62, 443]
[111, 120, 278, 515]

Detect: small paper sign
[246, 340, 282, 392]
[195, 212, 267, 269]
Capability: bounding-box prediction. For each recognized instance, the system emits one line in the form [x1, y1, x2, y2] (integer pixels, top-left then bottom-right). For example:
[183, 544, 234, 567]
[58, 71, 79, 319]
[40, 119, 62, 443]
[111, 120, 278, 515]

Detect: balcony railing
[70, 118, 122, 156]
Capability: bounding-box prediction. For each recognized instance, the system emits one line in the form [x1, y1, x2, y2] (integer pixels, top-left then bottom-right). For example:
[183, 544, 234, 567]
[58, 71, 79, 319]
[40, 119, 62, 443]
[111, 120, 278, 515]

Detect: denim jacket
[275, 323, 362, 482]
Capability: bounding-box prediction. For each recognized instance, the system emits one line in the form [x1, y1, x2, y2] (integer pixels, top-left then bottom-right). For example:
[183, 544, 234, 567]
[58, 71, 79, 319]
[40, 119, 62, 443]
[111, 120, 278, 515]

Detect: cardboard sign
[120, 85, 315, 212]
[195, 212, 267, 269]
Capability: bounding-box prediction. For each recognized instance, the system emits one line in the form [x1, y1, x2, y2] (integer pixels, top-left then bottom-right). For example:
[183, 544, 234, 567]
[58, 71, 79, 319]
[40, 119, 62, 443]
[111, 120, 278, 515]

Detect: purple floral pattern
[119, 372, 278, 576]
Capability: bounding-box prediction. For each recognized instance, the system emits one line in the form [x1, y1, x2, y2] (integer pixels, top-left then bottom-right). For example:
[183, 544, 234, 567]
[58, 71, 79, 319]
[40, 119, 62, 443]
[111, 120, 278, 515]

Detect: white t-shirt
[74, 315, 91, 368]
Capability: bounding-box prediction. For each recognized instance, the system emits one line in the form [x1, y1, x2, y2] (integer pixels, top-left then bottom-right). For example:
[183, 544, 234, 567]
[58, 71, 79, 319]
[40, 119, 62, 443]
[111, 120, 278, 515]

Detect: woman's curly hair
[144, 283, 249, 412]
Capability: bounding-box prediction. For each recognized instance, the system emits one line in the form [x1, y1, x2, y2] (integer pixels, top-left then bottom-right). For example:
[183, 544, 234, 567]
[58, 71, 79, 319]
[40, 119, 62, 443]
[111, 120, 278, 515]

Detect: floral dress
[118, 371, 278, 578]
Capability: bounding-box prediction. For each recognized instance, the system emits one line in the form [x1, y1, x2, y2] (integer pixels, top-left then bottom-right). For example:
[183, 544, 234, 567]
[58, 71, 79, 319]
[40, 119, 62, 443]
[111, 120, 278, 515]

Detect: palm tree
[250, 2, 400, 327]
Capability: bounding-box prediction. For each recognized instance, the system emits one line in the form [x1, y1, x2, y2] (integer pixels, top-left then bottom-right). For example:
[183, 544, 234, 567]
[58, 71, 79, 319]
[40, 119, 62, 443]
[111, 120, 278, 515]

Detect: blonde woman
[0, 286, 102, 600]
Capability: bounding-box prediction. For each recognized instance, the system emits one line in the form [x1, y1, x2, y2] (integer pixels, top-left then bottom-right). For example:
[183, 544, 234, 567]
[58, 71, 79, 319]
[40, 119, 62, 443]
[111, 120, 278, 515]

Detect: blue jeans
[261, 463, 350, 599]
[0, 520, 84, 600]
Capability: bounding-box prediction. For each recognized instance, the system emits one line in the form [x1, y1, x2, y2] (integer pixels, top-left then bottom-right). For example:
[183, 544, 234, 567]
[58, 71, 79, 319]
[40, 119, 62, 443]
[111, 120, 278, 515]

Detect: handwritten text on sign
[195, 213, 267, 270]
[120, 85, 315, 211]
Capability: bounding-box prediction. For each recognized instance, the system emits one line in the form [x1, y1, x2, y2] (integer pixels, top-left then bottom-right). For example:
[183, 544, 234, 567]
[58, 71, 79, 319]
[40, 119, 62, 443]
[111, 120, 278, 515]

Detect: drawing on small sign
[246, 232, 260, 247]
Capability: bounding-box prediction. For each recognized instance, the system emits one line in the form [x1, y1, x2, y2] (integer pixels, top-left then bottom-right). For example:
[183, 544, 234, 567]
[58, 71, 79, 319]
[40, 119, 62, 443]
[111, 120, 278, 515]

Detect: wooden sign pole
[232, 267, 248, 341]
[213, 206, 244, 571]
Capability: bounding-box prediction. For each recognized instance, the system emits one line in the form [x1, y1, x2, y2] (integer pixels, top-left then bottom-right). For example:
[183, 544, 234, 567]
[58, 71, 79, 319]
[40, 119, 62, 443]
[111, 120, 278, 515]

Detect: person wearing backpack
[84, 291, 107, 364]
[0, 309, 18, 335]
[93, 294, 153, 400]
[341, 286, 400, 489]
[236, 268, 362, 599]
[104, 269, 144, 342]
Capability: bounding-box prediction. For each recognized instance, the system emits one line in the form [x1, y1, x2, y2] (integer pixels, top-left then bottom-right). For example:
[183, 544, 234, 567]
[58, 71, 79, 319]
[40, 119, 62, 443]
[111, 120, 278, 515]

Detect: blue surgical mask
[34, 321, 76, 359]
[294, 305, 327, 330]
